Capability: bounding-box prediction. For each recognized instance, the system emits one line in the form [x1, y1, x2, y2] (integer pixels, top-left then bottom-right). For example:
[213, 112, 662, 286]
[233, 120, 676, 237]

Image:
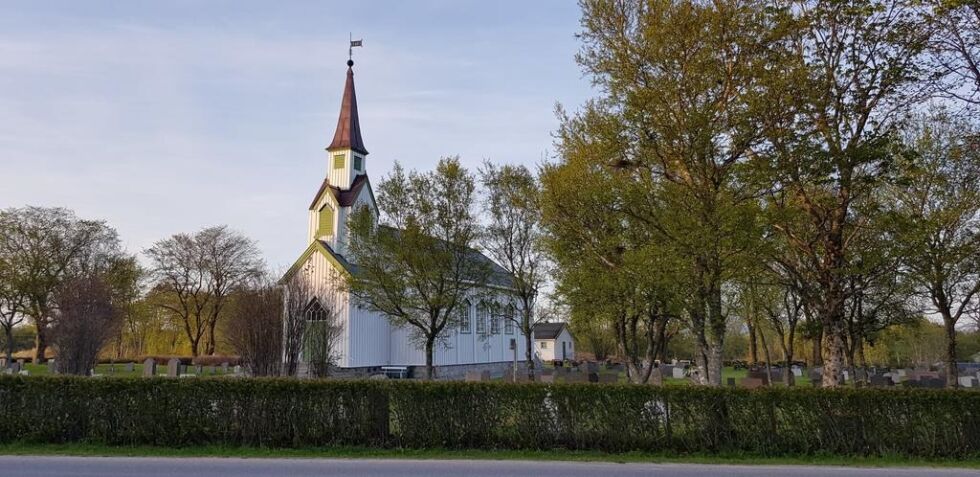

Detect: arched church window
[305, 299, 327, 322]
[504, 304, 515, 335]
[490, 303, 501, 335]
[459, 300, 472, 334]
[476, 301, 488, 334]
[303, 298, 329, 360]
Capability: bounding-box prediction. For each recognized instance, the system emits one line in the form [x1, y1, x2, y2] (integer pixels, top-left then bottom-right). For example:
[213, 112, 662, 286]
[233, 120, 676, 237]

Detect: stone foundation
[297, 361, 528, 380]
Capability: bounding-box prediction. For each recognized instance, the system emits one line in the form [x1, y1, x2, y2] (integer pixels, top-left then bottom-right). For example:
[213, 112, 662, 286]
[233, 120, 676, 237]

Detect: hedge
[0, 376, 978, 457]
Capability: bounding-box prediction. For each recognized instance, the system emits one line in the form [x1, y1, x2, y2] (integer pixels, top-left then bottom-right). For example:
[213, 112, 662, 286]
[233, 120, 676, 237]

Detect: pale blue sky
[1, 1, 593, 269]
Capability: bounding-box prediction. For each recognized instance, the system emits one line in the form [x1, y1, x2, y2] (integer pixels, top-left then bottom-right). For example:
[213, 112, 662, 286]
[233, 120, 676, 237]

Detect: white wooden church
[280, 58, 528, 378]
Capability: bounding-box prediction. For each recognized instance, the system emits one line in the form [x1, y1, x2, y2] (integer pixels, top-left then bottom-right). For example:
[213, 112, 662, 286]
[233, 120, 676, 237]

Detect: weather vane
[349, 33, 363, 65]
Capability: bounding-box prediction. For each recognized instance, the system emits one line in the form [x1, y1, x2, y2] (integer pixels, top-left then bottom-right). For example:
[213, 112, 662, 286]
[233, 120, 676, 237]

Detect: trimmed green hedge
[0, 377, 978, 457]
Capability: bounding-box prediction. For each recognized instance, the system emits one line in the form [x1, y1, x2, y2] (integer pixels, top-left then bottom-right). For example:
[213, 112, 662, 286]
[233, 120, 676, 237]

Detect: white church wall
[292, 250, 351, 367]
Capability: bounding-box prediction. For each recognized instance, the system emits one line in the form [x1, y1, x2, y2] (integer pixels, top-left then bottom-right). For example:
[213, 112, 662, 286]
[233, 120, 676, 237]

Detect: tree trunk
[821, 321, 845, 387]
[944, 318, 958, 389]
[424, 338, 435, 380]
[524, 331, 534, 380]
[4, 326, 13, 367]
[189, 337, 200, 358]
[747, 321, 759, 363]
[759, 327, 774, 386]
[206, 319, 218, 355]
[33, 321, 47, 363]
[780, 342, 795, 387]
[811, 327, 823, 366]
[655, 323, 669, 363]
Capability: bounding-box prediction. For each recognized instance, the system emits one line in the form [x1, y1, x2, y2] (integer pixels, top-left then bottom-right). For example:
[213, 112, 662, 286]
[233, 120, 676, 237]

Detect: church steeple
[328, 60, 368, 155]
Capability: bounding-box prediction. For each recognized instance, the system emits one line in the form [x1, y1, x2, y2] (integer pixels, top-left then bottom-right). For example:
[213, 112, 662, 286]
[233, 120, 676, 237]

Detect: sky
[0, 1, 594, 270]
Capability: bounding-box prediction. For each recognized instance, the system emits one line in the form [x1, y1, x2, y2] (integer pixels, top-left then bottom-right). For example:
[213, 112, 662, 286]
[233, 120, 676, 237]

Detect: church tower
[307, 58, 374, 253]
[327, 59, 368, 189]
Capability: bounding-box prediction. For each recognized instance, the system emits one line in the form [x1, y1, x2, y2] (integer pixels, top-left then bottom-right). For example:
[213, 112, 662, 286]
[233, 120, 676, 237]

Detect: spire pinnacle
[327, 60, 367, 155]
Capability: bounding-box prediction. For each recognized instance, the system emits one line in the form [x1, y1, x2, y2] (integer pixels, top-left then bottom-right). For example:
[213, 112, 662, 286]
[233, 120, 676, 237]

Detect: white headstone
[167, 358, 181, 377]
[672, 367, 686, 379]
[792, 367, 803, 377]
[958, 376, 975, 388]
[143, 358, 157, 377]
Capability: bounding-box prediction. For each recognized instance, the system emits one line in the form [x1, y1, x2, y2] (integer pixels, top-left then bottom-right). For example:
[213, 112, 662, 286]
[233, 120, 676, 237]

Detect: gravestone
[124, 362, 135, 373]
[792, 367, 803, 378]
[47, 359, 57, 375]
[538, 374, 555, 383]
[16, 359, 25, 370]
[921, 377, 945, 388]
[770, 369, 784, 382]
[0, 357, 5, 368]
[855, 369, 868, 382]
[588, 372, 600, 383]
[672, 367, 686, 379]
[649, 369, 663, 386]
[233, 365, 242, 376]
[167, 358, 181, 377]
[740, 377, 765, 389]
[9, 361, 20, 373]
[221, 362, 229, 374]
[565, 372, 587, 383]
[143, 358, 156, 377]
[958, 376, 976, 388]
[661, 366, 674, 379]
[726, 377, 736, 387]
[599, 373, 618, 384]
[808, 368, 822, 382]
[195, 365, 203, 375]
[747, 370, 770, 386]
[869, 375, 892, 387]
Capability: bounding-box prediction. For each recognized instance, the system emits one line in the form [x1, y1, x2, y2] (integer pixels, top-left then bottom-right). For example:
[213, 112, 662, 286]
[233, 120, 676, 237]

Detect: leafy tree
[0, 206, 122, 362]
[346, 157, 491, 380]
[541, 123, 680, 384]
[928, 0, 980, 106]
[551, 0, 783, 385]
[889, 112, 980, 387]
[144, 225, 264, 356]
[479, 162, 549, 379]
[762, 0, 932, 386]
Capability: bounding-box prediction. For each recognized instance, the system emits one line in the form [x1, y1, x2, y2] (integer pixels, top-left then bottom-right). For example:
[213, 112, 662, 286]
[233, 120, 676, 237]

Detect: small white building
[533, 323, 575, 362]
[279, 58, 527, 378]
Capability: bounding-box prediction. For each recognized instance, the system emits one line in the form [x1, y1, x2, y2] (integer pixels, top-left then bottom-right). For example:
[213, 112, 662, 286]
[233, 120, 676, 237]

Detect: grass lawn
[0, 442, 976, 468]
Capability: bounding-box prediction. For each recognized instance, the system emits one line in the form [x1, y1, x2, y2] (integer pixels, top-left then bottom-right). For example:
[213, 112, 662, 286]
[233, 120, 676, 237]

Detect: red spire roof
[327, 61, 368, 155]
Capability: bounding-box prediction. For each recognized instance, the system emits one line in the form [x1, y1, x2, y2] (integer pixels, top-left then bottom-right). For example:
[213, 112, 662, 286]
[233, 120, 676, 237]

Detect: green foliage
[346, 157, 490, 379]
[2, 377, 979, 457]
[0, 377, 388, 448]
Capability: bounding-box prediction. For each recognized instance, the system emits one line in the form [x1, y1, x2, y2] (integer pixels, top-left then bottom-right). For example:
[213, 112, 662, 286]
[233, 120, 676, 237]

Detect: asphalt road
[1, 456, 978, 477]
